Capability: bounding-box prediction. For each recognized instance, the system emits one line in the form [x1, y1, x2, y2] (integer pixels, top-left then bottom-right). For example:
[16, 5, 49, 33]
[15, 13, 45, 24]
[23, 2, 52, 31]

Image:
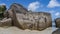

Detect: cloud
[28, 1, 40, 11]
[47, 0, 60, 8]
[0, 3, 6, 5]
[48, 10, 60, 17]
[48, 10, 55, 14]
[55, 12, 60, 17]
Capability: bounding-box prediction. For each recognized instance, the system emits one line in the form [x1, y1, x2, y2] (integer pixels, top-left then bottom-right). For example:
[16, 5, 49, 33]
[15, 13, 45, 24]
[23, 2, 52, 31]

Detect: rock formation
[52, 28, 60, 34]
[0, 5, 12, 27]
[0, 18, 12, 27]
[8, 9, 24, 29]
[55, 18, 60, 28]
[9, 3, 28, 14]
[7, 3, 52, 31]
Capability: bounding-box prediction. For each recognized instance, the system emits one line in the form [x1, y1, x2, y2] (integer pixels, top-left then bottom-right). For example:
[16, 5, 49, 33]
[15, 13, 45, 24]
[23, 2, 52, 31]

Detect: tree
[0, 5, 6, 19]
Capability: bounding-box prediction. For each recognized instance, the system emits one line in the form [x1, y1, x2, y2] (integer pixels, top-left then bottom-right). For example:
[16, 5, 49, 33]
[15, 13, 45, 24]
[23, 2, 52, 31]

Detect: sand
[0, 26, 52, 34]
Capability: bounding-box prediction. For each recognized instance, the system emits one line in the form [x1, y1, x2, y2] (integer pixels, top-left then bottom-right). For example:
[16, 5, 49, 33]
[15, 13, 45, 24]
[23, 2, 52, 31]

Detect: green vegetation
[0, 5, 6, 20]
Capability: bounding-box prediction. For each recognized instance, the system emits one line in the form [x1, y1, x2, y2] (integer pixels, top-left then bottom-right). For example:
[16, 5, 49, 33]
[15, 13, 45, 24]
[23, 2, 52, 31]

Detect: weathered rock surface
[52, 28, 60, 34]
[55, 18, 60, 28]
[0, 18, 12, 27]
[9, 3, 28, 14]
[8, 9, 24, 29]
[3, 10, 9, 18]
[7, 3, 52, 31]
[16, 12, 52, 30]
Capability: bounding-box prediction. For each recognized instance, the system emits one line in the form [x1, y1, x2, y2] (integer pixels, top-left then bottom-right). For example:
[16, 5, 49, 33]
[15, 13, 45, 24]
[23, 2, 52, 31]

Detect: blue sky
[0, 0, 60, 20]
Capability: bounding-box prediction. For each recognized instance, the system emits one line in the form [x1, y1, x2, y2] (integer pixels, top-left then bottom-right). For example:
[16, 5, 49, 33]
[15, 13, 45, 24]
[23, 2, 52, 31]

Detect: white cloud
[28, 1, 40, 11]
[47, 0, 60, 8]
[0, 3, 6, 5]
[55, 12, 60, 17]
[48, 10, 55, 13]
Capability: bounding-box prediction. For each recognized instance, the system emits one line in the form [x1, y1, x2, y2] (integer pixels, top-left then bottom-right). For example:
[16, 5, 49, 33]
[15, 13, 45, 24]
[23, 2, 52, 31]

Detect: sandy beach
[0, 26, 52, 34]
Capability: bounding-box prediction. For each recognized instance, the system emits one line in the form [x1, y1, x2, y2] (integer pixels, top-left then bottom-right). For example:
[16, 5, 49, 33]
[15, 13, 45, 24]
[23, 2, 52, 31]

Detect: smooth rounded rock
[55, 18, 60, 28]
[52, 28, 60, 34]
[7, 3, 52, 31]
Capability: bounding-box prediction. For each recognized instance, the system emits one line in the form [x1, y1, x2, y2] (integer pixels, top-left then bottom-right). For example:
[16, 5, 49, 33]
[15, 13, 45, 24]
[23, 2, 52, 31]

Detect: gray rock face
[8, 9, 24, 29]
[7, 3, 52, 31]
[0, 18, 12, 27]
[55, 18, 60, 28]
[16, 12, 52, 30]
[52, 29, 60, 34]
[9, 3, 28, 14]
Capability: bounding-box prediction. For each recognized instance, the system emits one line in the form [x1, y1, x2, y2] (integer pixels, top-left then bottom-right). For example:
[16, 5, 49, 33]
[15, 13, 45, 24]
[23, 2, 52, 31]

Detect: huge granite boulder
[55, 18, 60, 28]
[7, 3, 52, 31]
[18, 12, 52, 31]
